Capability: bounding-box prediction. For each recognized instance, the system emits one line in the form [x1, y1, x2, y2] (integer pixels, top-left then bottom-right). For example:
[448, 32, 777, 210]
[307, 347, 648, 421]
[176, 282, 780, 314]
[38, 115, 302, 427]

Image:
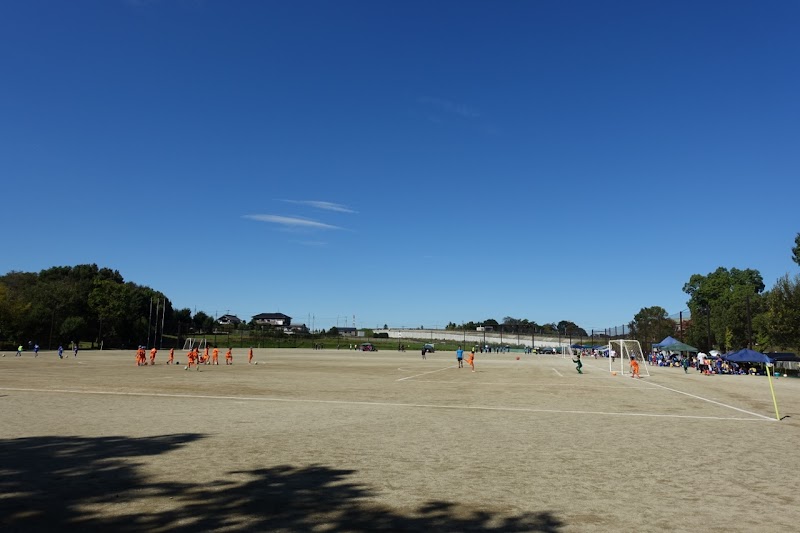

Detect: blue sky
[2, 1, 798, 332]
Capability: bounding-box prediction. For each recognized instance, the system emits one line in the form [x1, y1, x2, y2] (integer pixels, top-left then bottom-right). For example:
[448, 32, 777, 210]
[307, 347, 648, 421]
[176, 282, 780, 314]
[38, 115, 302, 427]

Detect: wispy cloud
[290, 240, 329, 247]
[243, 214, 342, 230]
[282, 200, 357, 214]
[418, 96, 480, 119]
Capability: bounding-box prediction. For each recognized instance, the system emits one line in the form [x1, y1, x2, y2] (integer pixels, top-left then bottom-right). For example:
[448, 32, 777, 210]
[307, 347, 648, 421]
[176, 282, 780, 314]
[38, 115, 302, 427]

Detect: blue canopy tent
[660, 341, 699, 353]
[723, 349, 773, 364]
[653, 336, 681, 348]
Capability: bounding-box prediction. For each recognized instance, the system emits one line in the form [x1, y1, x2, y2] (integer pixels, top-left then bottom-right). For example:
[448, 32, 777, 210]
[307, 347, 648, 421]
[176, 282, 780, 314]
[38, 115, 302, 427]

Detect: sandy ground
[1, 348, 799, 532]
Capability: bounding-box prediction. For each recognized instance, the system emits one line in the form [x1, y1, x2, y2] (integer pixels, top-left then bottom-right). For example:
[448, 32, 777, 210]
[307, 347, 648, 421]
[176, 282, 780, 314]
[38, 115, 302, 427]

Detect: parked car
[423, 343, 435, 353]
[360, 343, 378, 352]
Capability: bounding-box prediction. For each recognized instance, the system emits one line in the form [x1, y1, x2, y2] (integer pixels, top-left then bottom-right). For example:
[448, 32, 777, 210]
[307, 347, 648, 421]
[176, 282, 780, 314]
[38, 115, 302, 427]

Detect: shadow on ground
[0, 434, 563, 532]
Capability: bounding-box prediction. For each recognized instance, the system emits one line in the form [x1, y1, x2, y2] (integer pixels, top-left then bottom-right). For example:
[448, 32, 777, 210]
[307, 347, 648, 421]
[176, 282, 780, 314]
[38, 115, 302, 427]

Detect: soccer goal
[608, 339, 650, 376]
[561, 344, 574, 359]
[181, 338, 207, 351]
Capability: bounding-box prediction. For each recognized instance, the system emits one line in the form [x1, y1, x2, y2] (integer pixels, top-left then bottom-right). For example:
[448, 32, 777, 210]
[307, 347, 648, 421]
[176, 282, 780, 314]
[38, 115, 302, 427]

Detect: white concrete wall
[376, 329, 571, 349]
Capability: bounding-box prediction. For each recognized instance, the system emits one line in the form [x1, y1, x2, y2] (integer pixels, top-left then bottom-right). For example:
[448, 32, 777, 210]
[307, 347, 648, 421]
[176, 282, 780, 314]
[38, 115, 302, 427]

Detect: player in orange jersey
[203, 346, 210, 365]
[225, 347, 233, 365]
[248, 347, 253, 364]
[167, 347, 174, 364]
[630, 356, 640, 378]
[212, 347, 219, 365]
[466, 350, 475, 372]
[149, 347, 157, 365]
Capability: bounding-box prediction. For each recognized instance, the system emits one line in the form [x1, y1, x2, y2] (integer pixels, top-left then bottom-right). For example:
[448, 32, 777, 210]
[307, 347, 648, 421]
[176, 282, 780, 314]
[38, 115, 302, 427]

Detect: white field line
[407, 379, 649, 390]
[579, 360, 776, 422]
[552, 368, 563, 377]
[636, 379, 775, 421]
[396, 365, 456, 382]
[0, 386, 768, 422]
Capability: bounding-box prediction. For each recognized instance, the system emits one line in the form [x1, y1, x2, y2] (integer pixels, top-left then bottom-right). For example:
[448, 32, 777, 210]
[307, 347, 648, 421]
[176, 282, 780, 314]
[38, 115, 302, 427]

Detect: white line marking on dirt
[408, 379, 644, 389]
[396, 365, 455, 381]
[635, 379, 775, 421]
[0, 386, 769, 422]
[579, 359, 776, 421]
[552, 368, 563, 377]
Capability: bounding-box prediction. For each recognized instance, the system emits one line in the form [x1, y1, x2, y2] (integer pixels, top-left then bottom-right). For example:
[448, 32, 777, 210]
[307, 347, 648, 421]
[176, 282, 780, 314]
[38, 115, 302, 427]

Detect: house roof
[217, 314, 241, 321]
[252, 313, 291, 320]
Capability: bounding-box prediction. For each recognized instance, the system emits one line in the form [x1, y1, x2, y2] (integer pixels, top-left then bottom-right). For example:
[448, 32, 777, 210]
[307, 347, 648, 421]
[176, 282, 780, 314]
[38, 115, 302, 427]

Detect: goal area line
[0, 386, 770, 422]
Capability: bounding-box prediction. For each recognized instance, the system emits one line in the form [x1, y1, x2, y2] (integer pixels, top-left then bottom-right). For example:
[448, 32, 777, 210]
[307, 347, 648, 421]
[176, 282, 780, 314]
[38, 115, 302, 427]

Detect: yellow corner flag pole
[766, 363, 780, 421]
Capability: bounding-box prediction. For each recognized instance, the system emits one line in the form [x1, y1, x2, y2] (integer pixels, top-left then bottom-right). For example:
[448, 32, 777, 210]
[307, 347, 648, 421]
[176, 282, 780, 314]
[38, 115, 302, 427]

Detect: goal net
[608, 339, 650, 376]
[181, 338, 207, 351]
[561, 344, 574, 359]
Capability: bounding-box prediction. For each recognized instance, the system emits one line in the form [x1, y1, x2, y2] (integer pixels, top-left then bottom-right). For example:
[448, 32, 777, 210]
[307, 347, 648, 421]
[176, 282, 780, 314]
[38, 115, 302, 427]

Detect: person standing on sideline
[466, 350, 475, 372]
[421, 345, 427, 360]
[16, 345, 23, 357]
[58, 345, 64, 359]
[572, 352, 583, 374]
[456, 346, 464, 368]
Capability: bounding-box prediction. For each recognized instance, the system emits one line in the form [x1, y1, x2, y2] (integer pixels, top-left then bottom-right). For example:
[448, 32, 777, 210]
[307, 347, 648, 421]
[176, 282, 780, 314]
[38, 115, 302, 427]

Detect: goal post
[608, 339, 650, 376]
[181, 338, 207, 351]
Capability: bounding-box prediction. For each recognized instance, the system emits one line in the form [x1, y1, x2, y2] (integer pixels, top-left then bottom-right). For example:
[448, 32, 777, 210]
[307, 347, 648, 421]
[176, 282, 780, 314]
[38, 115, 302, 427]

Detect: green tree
[765, 274, 800, 351]
[59, 316, 87, 341]
[683, 267, 765, 351]
[88, 280, 136, 345]
[628, 306, 676, 348]
[793, 233, 800, 267]
[556, 320, 588, 337]
[193, 311, 212, 333]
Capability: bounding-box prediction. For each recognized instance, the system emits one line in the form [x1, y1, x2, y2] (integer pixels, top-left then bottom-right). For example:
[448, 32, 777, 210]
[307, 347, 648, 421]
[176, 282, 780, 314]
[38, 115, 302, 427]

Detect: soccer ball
[611, 371, 617, 376]
[516, 356, 520, 360]
[184, 366, 188, 370]
[254, 361, 258, 365]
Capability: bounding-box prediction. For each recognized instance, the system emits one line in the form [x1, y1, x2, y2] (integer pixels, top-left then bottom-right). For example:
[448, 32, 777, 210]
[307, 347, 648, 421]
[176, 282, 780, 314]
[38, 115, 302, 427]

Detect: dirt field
[1, 348, 799, 532]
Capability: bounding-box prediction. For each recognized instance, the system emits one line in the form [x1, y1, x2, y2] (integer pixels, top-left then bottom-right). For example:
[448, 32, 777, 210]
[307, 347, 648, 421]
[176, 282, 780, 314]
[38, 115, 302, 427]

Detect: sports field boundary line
[396, 365, 456, 381]
[0, 386, 769, 422]
[636, 379, 776, 421]
[407, 379, 651, 390]
[579, 360, 776, 422]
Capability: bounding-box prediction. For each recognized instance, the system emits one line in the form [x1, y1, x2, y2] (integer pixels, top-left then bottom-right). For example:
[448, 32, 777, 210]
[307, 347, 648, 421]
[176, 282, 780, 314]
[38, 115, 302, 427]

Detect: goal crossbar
[608, 339, 650, 376]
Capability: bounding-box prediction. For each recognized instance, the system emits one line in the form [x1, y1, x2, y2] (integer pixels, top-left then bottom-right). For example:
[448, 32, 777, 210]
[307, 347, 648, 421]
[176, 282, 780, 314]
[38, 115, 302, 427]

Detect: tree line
[0, 264, 178, 350]
[629, 235, 800, 353]
[3, 234, 800, 353]
[445, 319, 588, 338]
